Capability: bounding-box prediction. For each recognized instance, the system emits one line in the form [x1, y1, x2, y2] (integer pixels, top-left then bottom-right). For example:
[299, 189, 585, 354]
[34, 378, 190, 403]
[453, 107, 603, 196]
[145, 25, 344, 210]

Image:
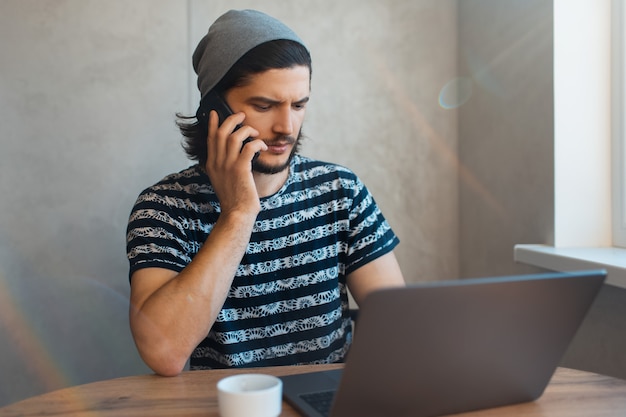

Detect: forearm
[130, 210, 257, 376]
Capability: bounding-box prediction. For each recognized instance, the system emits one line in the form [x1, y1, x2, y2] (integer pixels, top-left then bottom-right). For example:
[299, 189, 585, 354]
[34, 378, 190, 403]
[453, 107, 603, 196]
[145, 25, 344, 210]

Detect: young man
[126, 9, 405, 376]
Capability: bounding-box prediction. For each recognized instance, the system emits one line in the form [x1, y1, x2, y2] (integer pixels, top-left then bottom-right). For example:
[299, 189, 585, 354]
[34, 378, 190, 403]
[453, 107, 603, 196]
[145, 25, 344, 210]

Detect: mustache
[264, 135, 297, 145]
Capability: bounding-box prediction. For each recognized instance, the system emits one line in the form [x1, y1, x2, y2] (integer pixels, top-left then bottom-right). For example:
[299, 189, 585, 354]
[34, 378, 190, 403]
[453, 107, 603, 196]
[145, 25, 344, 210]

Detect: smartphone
[196, 90, 255, 152]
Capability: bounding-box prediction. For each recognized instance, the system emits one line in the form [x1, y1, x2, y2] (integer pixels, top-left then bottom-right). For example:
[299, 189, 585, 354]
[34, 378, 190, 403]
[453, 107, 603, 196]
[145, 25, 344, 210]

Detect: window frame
[613, 0, 626, 248]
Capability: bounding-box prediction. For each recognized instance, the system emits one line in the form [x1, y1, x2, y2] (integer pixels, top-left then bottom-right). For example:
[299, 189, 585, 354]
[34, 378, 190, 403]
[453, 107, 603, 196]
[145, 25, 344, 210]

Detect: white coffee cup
[217, 373, 283, 417]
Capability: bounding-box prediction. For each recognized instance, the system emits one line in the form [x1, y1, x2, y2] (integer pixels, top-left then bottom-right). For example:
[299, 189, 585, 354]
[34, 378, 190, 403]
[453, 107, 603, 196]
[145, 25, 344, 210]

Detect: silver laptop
[281, 269, 606, 417]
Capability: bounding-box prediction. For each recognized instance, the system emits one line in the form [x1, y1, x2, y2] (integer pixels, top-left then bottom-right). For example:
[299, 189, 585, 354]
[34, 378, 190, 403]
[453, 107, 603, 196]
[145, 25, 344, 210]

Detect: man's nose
[272, 107, 294, 136]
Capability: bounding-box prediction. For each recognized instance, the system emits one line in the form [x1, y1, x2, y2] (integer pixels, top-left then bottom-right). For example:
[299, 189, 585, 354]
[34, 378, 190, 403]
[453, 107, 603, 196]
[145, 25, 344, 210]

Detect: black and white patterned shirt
[126, 155, 399, 369]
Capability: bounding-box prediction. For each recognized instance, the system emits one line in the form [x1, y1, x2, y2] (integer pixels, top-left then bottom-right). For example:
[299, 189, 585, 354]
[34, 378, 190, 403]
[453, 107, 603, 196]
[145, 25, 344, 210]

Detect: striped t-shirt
[126, 155, 399, 369]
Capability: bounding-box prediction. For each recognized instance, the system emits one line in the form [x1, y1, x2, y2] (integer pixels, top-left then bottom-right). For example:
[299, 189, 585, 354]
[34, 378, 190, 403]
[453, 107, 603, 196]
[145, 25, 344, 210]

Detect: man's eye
[254, 104, 271, 111]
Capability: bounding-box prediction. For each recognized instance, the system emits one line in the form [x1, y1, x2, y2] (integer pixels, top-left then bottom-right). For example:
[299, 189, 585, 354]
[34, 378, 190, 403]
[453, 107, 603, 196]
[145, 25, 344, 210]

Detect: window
[553, 0, 611, 248]
[515, 0, 626, 289]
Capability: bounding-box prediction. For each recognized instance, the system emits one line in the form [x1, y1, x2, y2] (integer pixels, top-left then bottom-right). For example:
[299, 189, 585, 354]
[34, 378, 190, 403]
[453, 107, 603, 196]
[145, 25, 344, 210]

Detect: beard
[251, 130, 303, 175]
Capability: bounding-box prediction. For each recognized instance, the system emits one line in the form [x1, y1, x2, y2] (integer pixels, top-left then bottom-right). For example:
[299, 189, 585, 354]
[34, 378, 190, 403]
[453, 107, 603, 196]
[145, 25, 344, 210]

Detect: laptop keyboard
[299, 390, 336, 417]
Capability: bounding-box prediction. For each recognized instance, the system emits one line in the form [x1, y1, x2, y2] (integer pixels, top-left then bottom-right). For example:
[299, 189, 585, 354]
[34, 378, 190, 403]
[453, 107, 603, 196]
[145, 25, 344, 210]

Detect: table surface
[1, 365, 626, 416]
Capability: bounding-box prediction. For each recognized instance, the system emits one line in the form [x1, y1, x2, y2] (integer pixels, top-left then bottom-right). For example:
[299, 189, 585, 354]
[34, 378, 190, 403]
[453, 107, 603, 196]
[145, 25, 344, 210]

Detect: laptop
[281, 269, 606, 417]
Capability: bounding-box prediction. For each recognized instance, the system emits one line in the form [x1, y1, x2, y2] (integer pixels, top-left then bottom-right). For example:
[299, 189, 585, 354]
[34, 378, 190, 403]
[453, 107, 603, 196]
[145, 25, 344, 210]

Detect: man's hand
[205, 110, 267, 215]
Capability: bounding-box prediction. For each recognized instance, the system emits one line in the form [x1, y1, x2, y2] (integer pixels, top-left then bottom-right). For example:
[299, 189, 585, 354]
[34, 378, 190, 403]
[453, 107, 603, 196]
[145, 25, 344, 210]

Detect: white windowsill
[514, 244, 626, 289]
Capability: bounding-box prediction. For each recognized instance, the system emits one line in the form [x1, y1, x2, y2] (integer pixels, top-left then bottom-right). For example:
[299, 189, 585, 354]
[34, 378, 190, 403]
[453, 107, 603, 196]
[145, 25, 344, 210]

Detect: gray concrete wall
[457, 0, 554, 279]
[0, 0, 458, 406]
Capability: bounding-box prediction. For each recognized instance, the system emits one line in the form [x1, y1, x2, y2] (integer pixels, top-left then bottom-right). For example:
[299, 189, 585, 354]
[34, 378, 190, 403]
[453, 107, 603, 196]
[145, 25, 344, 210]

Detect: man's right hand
[204, 110, 267, 216]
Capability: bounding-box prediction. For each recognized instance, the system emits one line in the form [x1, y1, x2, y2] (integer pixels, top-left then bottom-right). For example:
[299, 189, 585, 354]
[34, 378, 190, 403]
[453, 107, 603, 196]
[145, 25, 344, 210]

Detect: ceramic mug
[217, 373, 283, 417]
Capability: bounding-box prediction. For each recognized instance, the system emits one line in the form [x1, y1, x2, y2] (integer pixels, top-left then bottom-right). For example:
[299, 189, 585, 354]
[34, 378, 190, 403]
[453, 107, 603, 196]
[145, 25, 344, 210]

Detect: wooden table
[1, 365, 625, 416]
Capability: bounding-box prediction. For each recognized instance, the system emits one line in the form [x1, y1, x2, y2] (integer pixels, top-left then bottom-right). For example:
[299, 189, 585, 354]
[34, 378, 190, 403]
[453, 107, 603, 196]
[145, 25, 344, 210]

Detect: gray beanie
[192, 9, 307, 99]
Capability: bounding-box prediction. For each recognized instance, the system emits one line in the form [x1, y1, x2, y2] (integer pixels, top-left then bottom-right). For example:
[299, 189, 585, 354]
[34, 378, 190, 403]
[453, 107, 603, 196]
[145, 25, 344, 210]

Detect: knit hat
[192, 9, 307, 99]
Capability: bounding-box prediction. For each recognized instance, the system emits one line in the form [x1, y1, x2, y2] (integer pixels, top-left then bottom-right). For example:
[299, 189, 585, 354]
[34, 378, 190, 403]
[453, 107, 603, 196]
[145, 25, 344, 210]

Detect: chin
[252, 152, 296, 175]
[252, 159, 289, 175]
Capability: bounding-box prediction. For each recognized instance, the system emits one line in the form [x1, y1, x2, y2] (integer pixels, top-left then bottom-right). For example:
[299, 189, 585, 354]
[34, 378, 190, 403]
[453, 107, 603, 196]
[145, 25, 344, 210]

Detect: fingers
[206, 111, 262, 170]
[204, 111, 263, 215]
[206, 110, 219, 167]
[241, 138, 268, 161]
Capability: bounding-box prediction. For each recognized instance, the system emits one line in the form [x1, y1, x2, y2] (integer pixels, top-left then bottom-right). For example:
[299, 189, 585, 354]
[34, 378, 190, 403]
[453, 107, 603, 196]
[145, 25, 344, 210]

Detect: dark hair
[177, 39, 312, 166]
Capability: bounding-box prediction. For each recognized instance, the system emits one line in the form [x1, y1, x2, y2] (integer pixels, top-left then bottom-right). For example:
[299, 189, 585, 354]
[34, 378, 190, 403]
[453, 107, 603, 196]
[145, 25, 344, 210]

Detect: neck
[253, 168, 290, 198]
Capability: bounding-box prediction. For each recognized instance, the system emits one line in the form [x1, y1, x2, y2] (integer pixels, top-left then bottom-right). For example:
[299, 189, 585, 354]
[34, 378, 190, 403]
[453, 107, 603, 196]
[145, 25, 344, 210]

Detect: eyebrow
[246, 96, 310, 106]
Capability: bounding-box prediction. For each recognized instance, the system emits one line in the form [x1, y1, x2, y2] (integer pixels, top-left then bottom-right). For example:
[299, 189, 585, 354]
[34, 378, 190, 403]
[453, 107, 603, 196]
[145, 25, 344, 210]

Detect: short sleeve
[344, 176, 399, 274]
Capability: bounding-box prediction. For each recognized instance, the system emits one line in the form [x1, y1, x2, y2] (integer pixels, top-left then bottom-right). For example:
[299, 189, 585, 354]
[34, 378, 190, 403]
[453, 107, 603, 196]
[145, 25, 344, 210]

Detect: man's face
[224, 65, 310, 174]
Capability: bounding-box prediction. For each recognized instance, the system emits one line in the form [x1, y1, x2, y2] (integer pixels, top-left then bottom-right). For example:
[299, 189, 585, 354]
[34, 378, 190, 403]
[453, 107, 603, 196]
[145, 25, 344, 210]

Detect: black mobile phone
[196, 90, 254, 151]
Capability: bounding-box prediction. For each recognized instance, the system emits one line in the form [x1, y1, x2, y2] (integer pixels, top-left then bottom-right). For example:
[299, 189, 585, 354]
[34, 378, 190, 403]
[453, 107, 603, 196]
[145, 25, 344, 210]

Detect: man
[126, 9, 405, 377]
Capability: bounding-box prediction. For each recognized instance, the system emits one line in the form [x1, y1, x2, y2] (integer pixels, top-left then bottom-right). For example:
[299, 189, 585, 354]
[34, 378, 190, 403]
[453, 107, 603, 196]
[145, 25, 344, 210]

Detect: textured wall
[0, 0, 189, 405]
[457, 0, 554, 277]
[0, 0, 458, 405]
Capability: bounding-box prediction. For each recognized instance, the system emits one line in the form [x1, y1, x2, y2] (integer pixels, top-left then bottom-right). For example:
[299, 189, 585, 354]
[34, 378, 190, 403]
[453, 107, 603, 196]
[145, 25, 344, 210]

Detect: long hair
[177, 40, 312, 166]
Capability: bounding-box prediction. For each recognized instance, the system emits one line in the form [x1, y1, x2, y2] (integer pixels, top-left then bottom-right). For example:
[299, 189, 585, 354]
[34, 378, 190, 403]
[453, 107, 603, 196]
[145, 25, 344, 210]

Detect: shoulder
[291, 155, 360, 183]
[285, 155, 370, 206]
[143, 165, 207, 193]
[136, 165, 209, 199]
[132, 164, 215, 213]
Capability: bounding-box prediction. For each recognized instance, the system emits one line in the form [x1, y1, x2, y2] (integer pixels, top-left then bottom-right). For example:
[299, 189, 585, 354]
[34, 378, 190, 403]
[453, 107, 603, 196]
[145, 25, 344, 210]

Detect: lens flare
[439, 77, 473, 109]
[363, 46, 507, 219]
[0, 270, 71, 396]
